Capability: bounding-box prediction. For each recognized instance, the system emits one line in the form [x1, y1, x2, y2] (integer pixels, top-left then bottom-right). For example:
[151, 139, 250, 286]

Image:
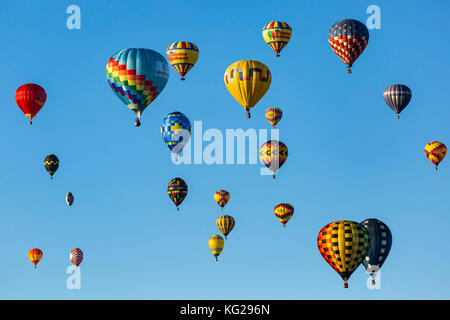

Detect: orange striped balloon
[28, 248, 43, 268]
[214, 190, 230, 210]
[265, 107, 283, 128]
[274, 203, 294, 227]
[425, 141, 447, 170]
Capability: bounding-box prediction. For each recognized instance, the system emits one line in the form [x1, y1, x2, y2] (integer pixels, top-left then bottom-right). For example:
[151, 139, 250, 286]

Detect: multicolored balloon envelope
[28, 248, 43, 268]
[216, 215, 235, 239]
[161, 112, 191, 156]
[425, 141, 447, 170]
[259, 140, 288, 178]
[262, 21, 292, 57]
[361, 219, 392, 284]
[208, 234, 224, 261]
[15, 83, 47, 125]
[66, 192, 74, 206]
[317, 220, 370, 288]
[274, 203, 294, 227]
[265, 107, 283, 128]
[70, 248, 84, 267]
[383, 84, 412, 119]
[168, 177, 188, 211]
[328, 19, 369, 73]
[214, 190, 230, 210]
[44, 154, 59, 179]
[224, 60, 272, 118]
[106, 48, 169, 127]
[166, 41, 199, 80]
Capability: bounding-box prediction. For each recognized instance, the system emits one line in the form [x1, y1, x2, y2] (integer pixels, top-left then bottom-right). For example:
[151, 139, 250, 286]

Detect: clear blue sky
[0, 0, 449, 299]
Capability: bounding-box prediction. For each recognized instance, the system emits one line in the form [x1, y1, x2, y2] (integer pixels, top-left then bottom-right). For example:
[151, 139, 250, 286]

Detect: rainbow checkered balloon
[106, 48, 169, 125]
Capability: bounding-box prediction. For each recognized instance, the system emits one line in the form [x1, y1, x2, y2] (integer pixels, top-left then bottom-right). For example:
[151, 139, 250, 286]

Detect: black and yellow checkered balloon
[317, 220, 370, 288]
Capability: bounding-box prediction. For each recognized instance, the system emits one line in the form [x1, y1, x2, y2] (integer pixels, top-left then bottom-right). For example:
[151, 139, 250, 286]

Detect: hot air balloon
[224, 60, 271, 118]
[328, 19, 369, 73]
[265, 107, 283, 128]
[274, 203, 294, 227]
[361, 219, 392, 285]
[106, 48, 169, 127]
[161, 112, 191, 158]
[259, 140, 288, 179]
[15, 84, 47, 125]
[168, 177, 188, 211]
[28, 248, 43, 268]
[208, 234, 224, 261]
[166, 41, 199, 80]
[214, 190, 230, 210]
[317, 220, 370, 288]
[70, 248, 84, 267]
[425, 141, 447, 170]
[262, 21, 292, 57]
[44, 154, 59, 179]
[216, 215, 235, 239]
[383, 84, 412, 119]
[66, 192, 74, 206]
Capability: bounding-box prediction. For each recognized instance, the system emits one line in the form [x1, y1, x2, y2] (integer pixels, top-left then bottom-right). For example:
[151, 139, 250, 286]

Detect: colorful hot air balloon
[259, 140, 288, 179]
[214, 190, 230, 210]
[166, 41, 199, 80]
[317, 220, 370, 288]
[161, 112, 191, 157]
[208, 234, 224, 261]
[106, 48, 169, 127]
[168, 177, 188, 211]
[224, 60, 272, 118]
[15, 83, 47, 125]
[425, 141, 447, 170]
[361, 219, 392, 285]
[70, 248, 84, 267]
[28, 248, 43, 268]
[216, 215, 235, 239]
[383, 84, 412, 119]
[262, 21, 292, 57]
[44, 154, 59, 179]
[328, 19, 369, 73]
[265, 107, 283, 128]
[66, 192, 74, 206]
[274, 203, 294, 227]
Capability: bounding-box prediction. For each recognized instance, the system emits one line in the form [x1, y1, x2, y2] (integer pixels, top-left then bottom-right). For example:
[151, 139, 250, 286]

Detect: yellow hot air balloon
[216, 215, 235, 239]
[208, 234, 224, 261]
[214, 190, 230, 210]
[262, 21, 292, 57]
[166, 41, 199, 80]
[425, 141, 447, 170]
[224, 60, 272, 118]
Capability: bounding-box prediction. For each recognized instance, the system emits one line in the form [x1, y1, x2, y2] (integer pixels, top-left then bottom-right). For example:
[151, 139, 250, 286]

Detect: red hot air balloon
[15, 84, 47, 125]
